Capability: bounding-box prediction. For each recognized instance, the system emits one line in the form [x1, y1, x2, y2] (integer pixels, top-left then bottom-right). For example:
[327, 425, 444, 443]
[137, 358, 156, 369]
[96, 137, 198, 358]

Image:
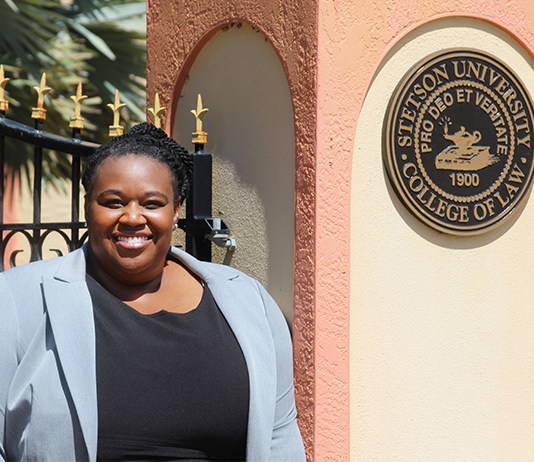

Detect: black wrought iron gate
[0, 102, 98, 271]
[0, 74, 234, 271]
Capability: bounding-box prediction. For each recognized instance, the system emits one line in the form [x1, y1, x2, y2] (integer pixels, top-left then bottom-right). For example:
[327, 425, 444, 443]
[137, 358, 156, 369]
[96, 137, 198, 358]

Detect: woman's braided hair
[82, 122, 193, 204]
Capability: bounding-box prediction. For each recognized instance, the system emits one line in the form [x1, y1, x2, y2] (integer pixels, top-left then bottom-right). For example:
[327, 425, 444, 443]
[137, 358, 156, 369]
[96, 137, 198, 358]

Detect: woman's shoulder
[169, 246, 257, 283]
[2, 249, 79, 282]
[1, 248, 87, 306]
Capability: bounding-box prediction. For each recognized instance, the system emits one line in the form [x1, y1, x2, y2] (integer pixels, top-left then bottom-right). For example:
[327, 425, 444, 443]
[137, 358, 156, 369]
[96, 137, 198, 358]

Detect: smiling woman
[0, 123, 305, 462]
[86, 156, 179, 279]
[83, 154, 202, 313]
[81, 125, 202, 314]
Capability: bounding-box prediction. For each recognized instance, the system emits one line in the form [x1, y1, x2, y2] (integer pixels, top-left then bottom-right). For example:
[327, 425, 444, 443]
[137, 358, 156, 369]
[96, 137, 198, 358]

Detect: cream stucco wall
[351, 18, 534, 461]
[171, 24, 296, 322]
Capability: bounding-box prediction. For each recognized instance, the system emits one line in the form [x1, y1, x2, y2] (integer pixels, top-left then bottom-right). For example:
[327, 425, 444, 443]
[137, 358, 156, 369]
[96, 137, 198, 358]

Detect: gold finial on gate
[107, 89, 127, 137]
[69, 82, 88, 129]
[32, 73, 51, 120]
[190, 94, 208, 144]
[148, 92, 165, 129]
[0, 65, 10, 112]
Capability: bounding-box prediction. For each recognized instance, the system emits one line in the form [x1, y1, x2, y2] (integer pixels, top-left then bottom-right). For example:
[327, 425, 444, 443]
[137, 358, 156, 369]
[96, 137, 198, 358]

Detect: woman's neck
[86, 250, 166, 303]
[86, 249, 204, 314]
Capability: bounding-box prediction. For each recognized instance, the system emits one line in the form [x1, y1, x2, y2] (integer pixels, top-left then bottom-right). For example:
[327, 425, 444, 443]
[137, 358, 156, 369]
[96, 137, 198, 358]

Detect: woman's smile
[115, 234, 151, 250]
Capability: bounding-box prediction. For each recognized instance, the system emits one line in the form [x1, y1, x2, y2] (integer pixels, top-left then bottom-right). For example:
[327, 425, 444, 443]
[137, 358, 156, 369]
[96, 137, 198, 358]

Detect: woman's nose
[119, 203, 146, 226]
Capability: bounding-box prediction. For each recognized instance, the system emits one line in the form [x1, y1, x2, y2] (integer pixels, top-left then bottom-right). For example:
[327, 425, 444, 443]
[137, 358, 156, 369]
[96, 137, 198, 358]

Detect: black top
[88, 275, 250, 461]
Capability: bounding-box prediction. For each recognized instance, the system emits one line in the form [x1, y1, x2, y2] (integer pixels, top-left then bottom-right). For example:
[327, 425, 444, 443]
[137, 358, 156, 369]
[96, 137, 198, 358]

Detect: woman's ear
[173, 198, 181, 227]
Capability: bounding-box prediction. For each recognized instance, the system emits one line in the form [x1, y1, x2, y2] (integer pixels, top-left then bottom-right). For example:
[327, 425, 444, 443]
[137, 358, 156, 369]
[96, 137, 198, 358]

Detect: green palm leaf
[0, 0, 147, 190]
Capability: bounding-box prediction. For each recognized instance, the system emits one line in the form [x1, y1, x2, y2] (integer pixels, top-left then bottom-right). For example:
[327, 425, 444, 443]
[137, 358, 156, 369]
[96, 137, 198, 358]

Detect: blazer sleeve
[0, 274, 20, 462]
[256, 280, 306, 462]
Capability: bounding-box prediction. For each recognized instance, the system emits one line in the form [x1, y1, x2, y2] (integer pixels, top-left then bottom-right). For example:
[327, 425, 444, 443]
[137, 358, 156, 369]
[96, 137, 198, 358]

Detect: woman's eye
[104, 199, 123, 208]
[145, 201, 164, 209]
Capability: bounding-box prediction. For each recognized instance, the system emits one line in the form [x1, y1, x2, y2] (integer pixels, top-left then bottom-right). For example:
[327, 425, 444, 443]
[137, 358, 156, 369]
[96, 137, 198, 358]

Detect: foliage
[0, 0, 147, 189]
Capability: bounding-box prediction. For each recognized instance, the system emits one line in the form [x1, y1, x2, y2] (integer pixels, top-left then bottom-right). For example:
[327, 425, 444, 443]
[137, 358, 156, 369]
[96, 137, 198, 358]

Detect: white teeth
[117, 236, 148, 243]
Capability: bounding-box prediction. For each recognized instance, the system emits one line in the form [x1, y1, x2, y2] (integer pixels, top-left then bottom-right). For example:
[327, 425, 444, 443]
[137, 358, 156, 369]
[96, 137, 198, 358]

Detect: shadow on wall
[172, 23, 296, 322]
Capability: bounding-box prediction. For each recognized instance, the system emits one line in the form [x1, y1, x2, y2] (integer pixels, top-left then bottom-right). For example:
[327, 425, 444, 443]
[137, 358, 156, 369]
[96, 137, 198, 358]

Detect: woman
[0, 123, 305, 461]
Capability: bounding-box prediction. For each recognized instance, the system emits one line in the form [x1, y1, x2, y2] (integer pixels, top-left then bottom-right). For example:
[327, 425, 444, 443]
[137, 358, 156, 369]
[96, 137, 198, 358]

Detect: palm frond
[0, 0, 147, 189]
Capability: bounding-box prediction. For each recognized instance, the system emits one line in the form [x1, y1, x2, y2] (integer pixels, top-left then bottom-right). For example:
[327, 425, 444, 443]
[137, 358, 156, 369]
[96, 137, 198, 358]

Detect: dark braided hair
[82, 122, 193, 204]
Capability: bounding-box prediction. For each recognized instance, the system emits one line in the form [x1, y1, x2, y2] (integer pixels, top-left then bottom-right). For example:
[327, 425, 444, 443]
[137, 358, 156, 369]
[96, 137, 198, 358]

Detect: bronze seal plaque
[384, 49, 534, 234]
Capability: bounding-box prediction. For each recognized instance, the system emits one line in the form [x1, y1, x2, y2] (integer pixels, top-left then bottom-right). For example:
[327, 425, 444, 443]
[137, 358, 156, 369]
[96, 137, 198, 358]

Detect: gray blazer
[0, 246, 305, 461]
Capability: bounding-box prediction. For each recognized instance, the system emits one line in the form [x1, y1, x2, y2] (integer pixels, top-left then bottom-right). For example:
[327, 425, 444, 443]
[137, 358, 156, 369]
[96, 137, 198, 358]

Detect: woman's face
[84, 154, 180, 284]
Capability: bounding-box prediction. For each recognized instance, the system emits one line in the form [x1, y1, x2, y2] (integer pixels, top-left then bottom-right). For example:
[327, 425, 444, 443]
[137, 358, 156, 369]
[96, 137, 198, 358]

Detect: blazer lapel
[170, 248, 277, 461]
[42, 248, 98, 462]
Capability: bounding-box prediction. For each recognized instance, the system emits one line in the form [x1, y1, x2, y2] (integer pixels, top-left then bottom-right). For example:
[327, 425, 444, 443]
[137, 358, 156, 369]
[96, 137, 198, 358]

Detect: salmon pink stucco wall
[147, 0, 534, 460]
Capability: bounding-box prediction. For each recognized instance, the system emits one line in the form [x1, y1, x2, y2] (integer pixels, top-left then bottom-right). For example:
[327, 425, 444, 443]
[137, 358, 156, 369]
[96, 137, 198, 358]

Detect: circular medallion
[384, 49, 534, 234]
